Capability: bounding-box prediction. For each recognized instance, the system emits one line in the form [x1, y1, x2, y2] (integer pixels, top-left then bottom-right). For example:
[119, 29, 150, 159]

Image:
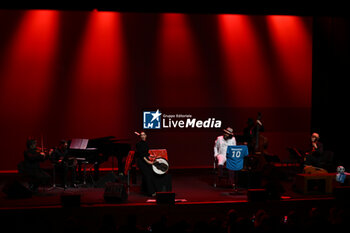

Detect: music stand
[287, 147, 304, 163]
[48, 161, 65, 191]
[70, 139, 92, 186]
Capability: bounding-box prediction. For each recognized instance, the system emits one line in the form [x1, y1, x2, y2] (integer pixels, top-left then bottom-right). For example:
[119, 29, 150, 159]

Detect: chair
[49, 157, 74, 189]
[124, 150, 135, 191]
[213, 158, 230, 188]
[149, 149, 168, 161]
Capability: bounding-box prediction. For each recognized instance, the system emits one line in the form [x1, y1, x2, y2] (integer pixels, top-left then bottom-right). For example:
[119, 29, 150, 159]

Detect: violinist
[51, 140, 77, 188]
[22, 138, 51, 192]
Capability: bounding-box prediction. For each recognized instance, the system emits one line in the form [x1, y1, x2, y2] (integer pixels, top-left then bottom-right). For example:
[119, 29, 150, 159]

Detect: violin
[34, 146, 55, 160]
[37, 134, 55, 158]
[34, 147, 48, 158]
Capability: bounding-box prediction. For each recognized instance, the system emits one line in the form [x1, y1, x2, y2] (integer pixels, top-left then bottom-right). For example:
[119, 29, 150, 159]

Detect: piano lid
[68, 136, 131, 162]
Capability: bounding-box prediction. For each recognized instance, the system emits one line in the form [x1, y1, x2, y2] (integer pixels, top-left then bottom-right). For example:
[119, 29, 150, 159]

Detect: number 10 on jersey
[228, 149, 241, 158]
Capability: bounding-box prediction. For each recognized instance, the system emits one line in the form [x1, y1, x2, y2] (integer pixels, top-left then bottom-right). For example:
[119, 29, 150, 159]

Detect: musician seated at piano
[20, 138, 51, 192]
[135, 131, 171, 197]
[214, 127, 236, 177]
[51, 140, 77, 188]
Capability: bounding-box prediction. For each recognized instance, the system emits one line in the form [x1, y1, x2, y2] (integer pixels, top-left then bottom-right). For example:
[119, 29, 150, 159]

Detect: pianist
[51, 140, 77, 188]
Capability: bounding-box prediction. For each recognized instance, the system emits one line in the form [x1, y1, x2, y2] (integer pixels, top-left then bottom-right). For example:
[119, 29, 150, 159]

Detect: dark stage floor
[2, 169, 348, 233]
[0, 168, 334, 209]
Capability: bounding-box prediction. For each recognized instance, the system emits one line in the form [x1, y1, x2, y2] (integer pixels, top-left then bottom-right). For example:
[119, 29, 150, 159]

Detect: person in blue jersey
[226, 145, 249, 171]
[214, 127, 236, 177]
[226, 144, 249, 190]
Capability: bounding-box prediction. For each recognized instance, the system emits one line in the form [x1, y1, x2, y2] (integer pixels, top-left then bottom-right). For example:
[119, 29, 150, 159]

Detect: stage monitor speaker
[2, 180, 32, 199]
[104, 182, 127, 203]
[156, 192, 175, 204]
[61, 193, 81, 208]
[295, 174, 333, 194]
[333, 186, 350, 200]
[247, 189, 266, 202]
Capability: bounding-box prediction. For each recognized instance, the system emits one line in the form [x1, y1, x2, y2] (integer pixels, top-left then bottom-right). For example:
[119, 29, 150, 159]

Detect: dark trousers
[228, 170, 237, 185]
[137, 159, 157, 196]
[137, 159, 172, 196]
[56, 164, 76, 186]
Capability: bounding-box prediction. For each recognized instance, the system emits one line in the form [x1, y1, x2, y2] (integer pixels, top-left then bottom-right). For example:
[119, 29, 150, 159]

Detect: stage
[1, 168, 348, 233]
[0, 5, 349, 233]
[0, 166, 335, 207]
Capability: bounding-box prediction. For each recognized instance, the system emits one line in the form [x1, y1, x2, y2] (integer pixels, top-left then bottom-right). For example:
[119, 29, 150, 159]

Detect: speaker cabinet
[2, 180, 32, 199]
[247, 189, 266, 202]
[333, 186, 350, 200]
[61, 193, 81, 208]
[104, 182, 127, 203]
[295, 174, 333, 194]
[156, 192, 175, 204]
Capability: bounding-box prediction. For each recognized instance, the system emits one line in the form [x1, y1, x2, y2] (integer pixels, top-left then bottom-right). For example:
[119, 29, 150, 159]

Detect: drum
[152, 157, 169, 175]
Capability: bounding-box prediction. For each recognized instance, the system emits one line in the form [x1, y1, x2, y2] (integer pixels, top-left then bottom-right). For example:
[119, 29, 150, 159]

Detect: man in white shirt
[214, 127, 236, 177]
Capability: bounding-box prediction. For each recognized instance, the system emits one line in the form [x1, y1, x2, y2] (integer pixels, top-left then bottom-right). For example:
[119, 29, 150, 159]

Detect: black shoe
[232, 184, 238, 192]
[31, 185, 39, 193]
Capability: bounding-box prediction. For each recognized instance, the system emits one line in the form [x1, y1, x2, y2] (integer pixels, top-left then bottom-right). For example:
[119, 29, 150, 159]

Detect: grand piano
[67, 136, 131, 182]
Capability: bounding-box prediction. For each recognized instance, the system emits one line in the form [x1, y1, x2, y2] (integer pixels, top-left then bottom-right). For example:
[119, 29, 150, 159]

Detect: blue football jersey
[226, 145, 249, 171]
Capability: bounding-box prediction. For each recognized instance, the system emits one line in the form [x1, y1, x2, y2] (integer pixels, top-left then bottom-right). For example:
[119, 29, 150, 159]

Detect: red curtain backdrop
[0, 10, 312, 170]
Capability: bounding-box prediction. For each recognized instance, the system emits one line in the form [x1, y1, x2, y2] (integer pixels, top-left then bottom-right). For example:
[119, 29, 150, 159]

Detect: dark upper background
[0, 3, 348, 170]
